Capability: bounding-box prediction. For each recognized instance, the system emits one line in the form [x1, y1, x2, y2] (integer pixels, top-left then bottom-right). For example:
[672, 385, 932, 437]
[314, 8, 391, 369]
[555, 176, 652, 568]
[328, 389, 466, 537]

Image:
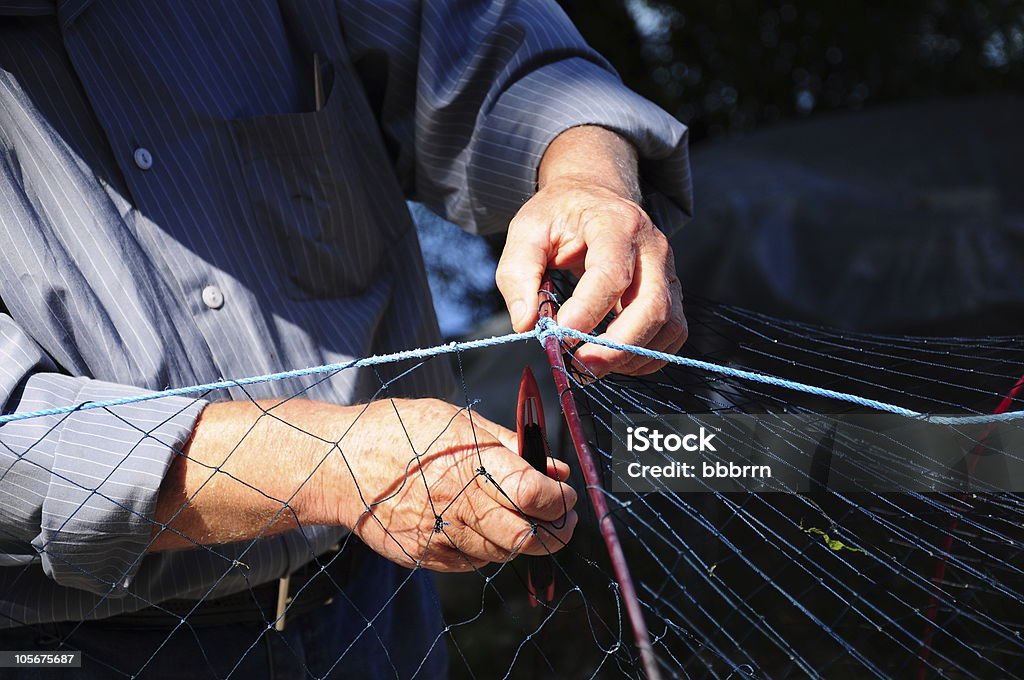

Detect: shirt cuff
[467, 57, 693, 236]
[31, 378, 206, 596]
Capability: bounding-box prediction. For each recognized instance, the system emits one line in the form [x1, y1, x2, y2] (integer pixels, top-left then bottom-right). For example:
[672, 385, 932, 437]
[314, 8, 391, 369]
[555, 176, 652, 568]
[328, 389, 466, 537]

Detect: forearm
[538, 125, 640, 202]
[150, 399, 350, 551]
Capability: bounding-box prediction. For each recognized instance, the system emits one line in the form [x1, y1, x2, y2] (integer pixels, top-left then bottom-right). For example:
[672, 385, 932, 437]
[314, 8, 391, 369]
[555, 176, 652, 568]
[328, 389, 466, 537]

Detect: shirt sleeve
[0, 315, 206, 596]
[336, 0, 693, 235]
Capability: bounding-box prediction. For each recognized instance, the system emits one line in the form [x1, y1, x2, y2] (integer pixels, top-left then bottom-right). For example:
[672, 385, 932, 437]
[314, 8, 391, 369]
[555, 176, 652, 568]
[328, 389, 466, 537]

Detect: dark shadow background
[425, 0, 1024, 338]
[565, 0, 1024, 335]
[561, 0, 1023, 145]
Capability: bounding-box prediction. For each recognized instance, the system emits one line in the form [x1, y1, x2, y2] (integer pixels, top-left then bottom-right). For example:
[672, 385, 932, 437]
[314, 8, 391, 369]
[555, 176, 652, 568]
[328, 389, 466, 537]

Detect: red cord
[916, 374, 1024, 679]
[537, 275, 663, 680]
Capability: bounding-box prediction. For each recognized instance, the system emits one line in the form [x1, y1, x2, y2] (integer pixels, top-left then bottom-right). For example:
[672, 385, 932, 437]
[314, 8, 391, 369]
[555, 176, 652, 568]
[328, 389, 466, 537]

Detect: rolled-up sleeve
[0, 316, 206, 596]
[338, 0, 692, 235]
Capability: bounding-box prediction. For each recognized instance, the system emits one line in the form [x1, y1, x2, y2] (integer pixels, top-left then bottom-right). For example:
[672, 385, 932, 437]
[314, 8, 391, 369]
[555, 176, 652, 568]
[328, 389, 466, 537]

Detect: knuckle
[516, 475, 544, 512]
[651, 303, 671, 329]
[674, 312, 690, 341]
[442, 520, 472, 549]
[562, 484, 578, 509]
[493, 265, 517, 292]
[507, 211, 530, 234]
[424, 397, 454, 416]
[578, 204, 601, 233]
[661, 236, 676, 258]
[619, 364, 646, 377]
[608, 349, 632, 366]
[663, 315, 686, 340]
[634, 205, 658, 236]
[650, 232, 670, 257]
[640, 293, 671, 329]
[517, 523, 542, 553]
[616, 200, 645, 227]
[596, 261, 632, 290]
[637, 360, 667, 376]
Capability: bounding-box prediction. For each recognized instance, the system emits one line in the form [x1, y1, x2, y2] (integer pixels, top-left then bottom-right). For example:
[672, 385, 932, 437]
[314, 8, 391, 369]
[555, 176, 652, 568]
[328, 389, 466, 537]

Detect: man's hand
[327, 398, 576, 571]
[496, 126, 687, 378]
[152, 398, 577, 573]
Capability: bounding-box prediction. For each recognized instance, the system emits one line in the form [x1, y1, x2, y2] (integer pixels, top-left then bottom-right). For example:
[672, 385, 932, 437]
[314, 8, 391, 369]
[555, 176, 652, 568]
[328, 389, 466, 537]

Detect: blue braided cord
[0, 319, 1020, 426]
[0, 329, 538, 425]
[535, 321, 1024, 426]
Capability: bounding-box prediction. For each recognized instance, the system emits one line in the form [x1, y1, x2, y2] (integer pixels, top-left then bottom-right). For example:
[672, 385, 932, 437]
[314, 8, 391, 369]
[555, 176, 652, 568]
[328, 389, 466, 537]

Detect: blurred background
[418, 0, 1024, 340]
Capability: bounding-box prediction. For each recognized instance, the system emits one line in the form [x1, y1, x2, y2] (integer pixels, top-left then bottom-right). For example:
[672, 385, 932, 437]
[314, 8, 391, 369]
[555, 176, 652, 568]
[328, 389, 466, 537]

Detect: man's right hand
[152, 397, 578, 573]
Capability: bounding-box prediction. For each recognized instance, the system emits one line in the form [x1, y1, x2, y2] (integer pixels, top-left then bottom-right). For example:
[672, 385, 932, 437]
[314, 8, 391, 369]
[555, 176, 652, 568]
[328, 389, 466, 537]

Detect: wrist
[285, 400, 361, 529]
[292, 398, 411, 531]
[538, 125, 641, 202]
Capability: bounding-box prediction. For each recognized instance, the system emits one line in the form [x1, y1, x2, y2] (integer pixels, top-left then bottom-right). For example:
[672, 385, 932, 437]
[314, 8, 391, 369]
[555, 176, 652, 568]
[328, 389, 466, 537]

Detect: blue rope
[536, 319, 1024, 426]
[0, 320, 1020, 426]
[0, 329, 537, 425]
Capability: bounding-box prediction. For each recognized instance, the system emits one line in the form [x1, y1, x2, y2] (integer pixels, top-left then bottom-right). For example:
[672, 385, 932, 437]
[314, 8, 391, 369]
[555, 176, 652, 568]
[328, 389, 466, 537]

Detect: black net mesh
[1, 291, 1022, 679]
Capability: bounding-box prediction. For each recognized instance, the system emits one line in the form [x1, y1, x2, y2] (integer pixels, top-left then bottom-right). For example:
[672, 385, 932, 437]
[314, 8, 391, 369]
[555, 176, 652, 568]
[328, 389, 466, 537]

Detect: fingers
[569, 226, 661, 375]
[426, 446, 578, 568]
[495, 181, 686, 382]
[570, 223, 687, 377]
[461, 451, 577, 559]
[357, 399, 579, 573]
[458, 410, 576, 521]
[547, 457, 570, 482]
[495, 216, 552, 332]
[413, 454, 577, 570]
[448, 503, 579, 562]
[619, 312, 687, 375]
[464, 409, 518, 453]
[475, 446, 578, 522]
[403, 535, 491, 573]
[466, 411, 570, 482]
[554, 211, 638, 336]
[415, 506, 578, 572]
[603, 265, 688, 376]
[437, 408, 577, 564]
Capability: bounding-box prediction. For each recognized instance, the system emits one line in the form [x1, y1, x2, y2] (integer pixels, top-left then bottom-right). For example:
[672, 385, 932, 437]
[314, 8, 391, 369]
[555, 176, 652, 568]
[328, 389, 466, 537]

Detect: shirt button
[201, 285, 224, 310]
[133, 147, 153, 171]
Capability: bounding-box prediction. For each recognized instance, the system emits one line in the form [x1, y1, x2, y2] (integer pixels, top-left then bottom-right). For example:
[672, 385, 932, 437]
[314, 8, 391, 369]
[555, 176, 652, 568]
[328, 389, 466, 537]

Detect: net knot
[535, 316, 562, 345]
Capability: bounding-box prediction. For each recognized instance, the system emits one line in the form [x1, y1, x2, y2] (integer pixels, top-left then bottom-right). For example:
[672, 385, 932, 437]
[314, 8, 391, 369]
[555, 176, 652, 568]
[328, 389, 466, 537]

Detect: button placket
[133, 147, 153, 170]
[201, 285, 224, 309]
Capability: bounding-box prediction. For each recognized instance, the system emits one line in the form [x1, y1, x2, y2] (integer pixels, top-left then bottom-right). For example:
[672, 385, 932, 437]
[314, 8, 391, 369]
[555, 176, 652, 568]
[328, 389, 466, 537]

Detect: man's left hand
[495, 126, 687, 378]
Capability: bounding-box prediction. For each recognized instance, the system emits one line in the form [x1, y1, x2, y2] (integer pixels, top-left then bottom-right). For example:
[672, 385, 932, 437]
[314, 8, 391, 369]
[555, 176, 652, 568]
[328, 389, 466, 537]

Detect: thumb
[495, 218, 551, 332]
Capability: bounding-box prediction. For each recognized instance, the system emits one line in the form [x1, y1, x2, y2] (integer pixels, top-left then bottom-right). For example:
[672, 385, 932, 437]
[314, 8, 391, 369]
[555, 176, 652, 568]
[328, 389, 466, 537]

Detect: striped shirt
[0, 0, 691, 625]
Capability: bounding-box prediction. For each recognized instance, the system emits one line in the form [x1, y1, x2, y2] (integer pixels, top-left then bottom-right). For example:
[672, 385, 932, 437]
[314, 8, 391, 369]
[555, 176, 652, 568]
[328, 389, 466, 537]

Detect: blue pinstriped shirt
[0, 0, 691, 626]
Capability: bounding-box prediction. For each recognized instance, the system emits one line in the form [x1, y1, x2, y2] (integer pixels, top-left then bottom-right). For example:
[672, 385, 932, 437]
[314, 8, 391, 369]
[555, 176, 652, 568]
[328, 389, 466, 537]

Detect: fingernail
[510, 300, 526, 329]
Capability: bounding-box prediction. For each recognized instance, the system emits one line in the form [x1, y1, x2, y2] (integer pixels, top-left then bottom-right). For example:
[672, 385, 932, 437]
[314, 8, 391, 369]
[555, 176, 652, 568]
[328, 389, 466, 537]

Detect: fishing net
[1, 279, 1022, 679]
[566, 297, 1024, 679]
